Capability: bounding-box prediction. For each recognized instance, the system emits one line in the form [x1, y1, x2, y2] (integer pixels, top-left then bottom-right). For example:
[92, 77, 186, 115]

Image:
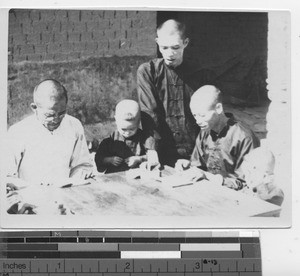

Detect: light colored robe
[6, 114, 92, 183]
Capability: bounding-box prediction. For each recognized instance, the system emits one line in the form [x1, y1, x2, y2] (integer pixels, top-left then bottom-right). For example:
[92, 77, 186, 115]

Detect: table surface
[14, 167, 281, 217]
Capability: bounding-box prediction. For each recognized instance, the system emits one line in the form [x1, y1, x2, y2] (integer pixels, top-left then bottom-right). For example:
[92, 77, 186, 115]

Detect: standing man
[137, 19, 216, 166]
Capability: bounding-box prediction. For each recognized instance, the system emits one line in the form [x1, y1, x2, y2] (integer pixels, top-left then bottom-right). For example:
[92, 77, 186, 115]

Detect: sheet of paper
[159, 167, 206, 188]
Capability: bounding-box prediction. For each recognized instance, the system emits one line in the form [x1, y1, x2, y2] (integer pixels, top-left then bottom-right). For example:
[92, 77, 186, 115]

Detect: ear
[30, 103, 37, 112]
[215, 103, 223, 114]
[183, 37, 189, 48]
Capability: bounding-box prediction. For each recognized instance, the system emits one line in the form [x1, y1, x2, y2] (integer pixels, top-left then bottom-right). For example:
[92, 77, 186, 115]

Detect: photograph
[0, 8, 291, 228]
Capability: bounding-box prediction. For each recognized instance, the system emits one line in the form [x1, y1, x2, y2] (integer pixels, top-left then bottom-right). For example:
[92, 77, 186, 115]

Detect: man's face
[32, 98, 67, 131]
[190, 102, 219, 132]
[156, 33, 189, 68]
[116, 119, 138, 138]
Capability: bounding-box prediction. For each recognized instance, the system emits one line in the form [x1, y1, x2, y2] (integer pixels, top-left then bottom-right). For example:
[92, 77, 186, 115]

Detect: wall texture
[8, 9, 157, 134]
[7, 9, 269, 141]
[8, 10, 156, 62]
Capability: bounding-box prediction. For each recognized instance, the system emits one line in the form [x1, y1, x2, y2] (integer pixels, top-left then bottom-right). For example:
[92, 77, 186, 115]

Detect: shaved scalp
[191, 85, 222, 110]
[115, 99, 141, 122]
[245, 147, 275, 174]
[157, 19, 187, 39]
[33, 79, 68, 107]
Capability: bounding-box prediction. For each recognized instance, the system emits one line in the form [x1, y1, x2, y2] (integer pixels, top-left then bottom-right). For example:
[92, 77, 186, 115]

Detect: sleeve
[223, 132, 260, 190]
[137, 63, 161, 141]
[69, 121, 93, 177]
[190, 134, 207, 167]
[143, 130, 158, 151]
[235, 133, 260, 170]
[94, 138, 112, 173]
[5, 126, 25, 178]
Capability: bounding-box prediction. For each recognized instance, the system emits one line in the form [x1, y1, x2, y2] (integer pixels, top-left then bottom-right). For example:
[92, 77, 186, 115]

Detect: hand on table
[175, 159, 191, 171]
[7, 191, 37, 214]
[81, 169, 94, 180]
[6, 183, 19, 193]
[70, 168, 95, 181]
[125, 156, 143, 168]
[18, 203, 37, 214]
[6, 176, 29, 190]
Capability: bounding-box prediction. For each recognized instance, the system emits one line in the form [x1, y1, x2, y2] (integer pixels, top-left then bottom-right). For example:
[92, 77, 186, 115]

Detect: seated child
[239, 147, 284, 206]
[95, 99, 157, 173]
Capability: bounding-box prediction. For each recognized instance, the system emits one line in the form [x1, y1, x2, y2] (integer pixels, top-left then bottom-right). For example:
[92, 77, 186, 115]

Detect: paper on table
[159, 167, 206, 188]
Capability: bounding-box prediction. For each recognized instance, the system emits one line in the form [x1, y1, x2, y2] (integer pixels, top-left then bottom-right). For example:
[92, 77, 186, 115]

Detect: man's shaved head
[33, 79, 68, 107]
[157, 19, 186, 39]
[190, 85, 225, 132]
[191, 85, 222, 111]
[31, 79, 68, 131]
[115, 99, 141, 122]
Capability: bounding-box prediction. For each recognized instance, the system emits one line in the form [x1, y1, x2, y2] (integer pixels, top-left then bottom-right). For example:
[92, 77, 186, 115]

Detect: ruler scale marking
[0, 231, 261, 276]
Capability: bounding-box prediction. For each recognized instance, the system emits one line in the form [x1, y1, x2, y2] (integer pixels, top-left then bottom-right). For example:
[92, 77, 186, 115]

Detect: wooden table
[14, 167, 281, 217]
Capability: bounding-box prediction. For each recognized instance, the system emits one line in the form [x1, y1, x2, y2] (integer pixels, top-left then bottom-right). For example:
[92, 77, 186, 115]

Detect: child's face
[116, 119, 138, 138]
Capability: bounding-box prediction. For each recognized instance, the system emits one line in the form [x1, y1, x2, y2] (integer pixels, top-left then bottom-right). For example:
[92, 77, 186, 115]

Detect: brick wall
[8, 9, 156, 63]
[8, 10, 269, 142]
[7, 9, 157, 140]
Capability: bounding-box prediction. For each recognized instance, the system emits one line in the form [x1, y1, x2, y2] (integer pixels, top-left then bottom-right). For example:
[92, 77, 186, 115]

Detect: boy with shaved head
[95, 99, 157, 173]
[6, 79, 93, 184]
[176, 85, 260, 190]
[137, 19, 216, 167]
[239, 147, 284, 206]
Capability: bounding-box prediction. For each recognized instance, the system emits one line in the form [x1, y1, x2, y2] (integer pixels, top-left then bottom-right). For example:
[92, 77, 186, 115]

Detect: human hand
[81, 170, 94, 180]
[18, 203, 37, 214]
[125, 156, 143, 168]
[108, 156, 124, 167]
[7, 192, 37, 214]
[6, 176, 29, 189]
[6, 183, 19, 193]
[70, 168, 94, 181]
[175, 159, 191, 171]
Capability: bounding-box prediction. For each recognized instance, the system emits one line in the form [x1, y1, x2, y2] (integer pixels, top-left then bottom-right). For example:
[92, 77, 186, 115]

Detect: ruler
[0, 231, 261, 276]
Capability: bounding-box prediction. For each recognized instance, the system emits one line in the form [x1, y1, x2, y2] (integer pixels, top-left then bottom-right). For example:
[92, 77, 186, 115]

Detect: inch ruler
[0, 230, 262, 276]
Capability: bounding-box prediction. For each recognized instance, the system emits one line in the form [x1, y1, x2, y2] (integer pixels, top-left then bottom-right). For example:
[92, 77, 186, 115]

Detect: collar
[210, 113, 236, 140]
[33, 114, 66, 135]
